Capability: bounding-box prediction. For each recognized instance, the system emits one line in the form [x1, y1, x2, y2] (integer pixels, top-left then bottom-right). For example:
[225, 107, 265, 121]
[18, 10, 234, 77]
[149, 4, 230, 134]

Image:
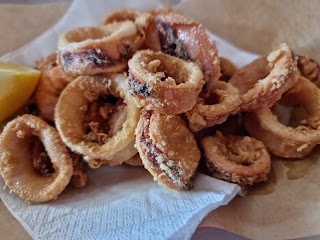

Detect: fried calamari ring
[186, 81, 241, 132]
[128, 50, 204, 114]
[244, 76, 320, 158]
[57, 15, 148, 75]
[102, 8, 160, 52]
[153, 11, 220, 95]
[201, 132, 271, 186]
[219, 57, 237, 82]
[35, 54, 75, 121]
[0, 114, 73, 202]
[136, 110, 200, 190]
[297, 55, 320, 86]
[229, 43, 298, 111]
[55, 74, 140, 166]
[102, 8, 141, 24]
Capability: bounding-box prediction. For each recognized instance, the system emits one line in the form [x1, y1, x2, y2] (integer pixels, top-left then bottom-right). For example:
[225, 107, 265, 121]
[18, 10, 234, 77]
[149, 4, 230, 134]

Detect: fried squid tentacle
[201, 132, 271, 186]
[229, 43, 298, 111]
[55, 74, 140, 166]
[0, 114, 73, 203]
[135, 110, 200, 190]
[186, 81, 242, 132]
[244, 76, 320, 158]
[128, 50, 204, 114]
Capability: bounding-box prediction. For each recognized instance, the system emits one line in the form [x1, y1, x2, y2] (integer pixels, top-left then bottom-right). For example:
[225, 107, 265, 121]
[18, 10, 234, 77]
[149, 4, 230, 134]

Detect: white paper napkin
[0, 0, 262, 239]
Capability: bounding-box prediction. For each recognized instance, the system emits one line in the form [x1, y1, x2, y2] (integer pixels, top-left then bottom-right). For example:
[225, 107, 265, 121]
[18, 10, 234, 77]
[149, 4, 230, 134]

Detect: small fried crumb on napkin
[0, 1, 240, 239]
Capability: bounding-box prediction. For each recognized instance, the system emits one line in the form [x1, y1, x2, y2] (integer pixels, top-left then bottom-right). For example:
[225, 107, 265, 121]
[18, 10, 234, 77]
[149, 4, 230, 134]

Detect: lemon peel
[0, 61, 40, 122]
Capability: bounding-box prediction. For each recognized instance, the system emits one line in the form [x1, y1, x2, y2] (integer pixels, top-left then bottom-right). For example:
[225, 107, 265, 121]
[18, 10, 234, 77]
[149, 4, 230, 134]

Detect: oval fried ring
[0, 114, 73, 203]
[186, 81, 242, 132]
[128, 50, 204, 114]
[229, 43, 298, 111]
[154, 11, 220, 95]
[201, 132, 271, 186]
[136, 110, 200, 190]
[55, 75, 140, 166]
[244, 76, 320, 158]
[58, 19, 145, 75]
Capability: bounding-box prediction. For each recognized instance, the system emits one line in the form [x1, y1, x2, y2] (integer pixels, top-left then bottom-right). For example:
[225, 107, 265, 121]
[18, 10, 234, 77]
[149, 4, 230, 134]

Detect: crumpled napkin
[0, 0, 256, 239]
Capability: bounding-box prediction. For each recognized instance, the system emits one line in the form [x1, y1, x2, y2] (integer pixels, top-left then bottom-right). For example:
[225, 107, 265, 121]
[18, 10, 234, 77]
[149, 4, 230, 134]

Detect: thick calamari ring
[135, 110, 200, 190]
[55, 75, 140, 165]
[229, 43, 298, 111]
[297, 55, 320, 86]
[128, 50, 204, 114]
[35, 54, 74, 121]
[0, 114, 73, 202]
[201, 132, 271, 186]
[57, 20, 145, 75]
[186, 81, 242, 132]
[243, 76, 320, 158]
[153, 11, 220, 95]
[102, 8, 161, 53]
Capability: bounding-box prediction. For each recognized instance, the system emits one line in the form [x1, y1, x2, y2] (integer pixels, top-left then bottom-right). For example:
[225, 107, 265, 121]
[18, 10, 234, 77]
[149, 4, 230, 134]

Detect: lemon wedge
[0, 61, 40, 122]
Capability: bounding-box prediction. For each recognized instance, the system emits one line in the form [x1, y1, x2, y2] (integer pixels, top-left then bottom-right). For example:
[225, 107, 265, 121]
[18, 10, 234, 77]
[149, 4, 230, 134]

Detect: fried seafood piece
[128, 50, 204, 114]
[124, 153, 143, 167]
[102, 8, 160, 52]
[35, 53, 75, 121]
[201, 132, 271, 186]
[57, 12, 153, 75]
[153, 11, 220, 95]
[244, 76, 320, 158]
[229, 43, 298, 111]
[186, 81, 242, 132]
[219, 57, 238, 82]
[297, 55, 320, 86]
[70, 152, 88, 188]
[136, 110, 200, 190]
[0, 114, 73, 202]
[55, 74, 140, 166]
[102, 8, 141, 24]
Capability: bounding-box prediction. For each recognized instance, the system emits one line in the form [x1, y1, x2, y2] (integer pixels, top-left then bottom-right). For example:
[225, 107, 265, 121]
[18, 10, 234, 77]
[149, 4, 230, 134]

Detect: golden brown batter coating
[229, 43, 298, 111]
[128, 50, 204, 114]
[0, 114, 73, 202]
[135, 110, 200, 190]
[244, 76, 320, 158]
[186, 81, 242, 132]
[201, 132, 271, 186]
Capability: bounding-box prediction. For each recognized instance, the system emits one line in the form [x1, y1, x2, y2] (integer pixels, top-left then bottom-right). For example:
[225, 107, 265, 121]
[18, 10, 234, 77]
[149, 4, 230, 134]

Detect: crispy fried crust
[128, 50, 204, 114]
[0, 114, 73, 202]
[244, 76, 320, 158]
[229, 43, 298, 111]
[135, 110, 200, 190]
[154, 11, 221, 96]
[186, 81, 242, 132]
[55, 75, 140, 166]
[201, 132, 271, 186]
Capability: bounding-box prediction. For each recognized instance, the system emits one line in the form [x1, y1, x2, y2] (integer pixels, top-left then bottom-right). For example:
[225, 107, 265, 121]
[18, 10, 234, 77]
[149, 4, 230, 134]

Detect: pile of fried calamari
[1, 8, 320, 203]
